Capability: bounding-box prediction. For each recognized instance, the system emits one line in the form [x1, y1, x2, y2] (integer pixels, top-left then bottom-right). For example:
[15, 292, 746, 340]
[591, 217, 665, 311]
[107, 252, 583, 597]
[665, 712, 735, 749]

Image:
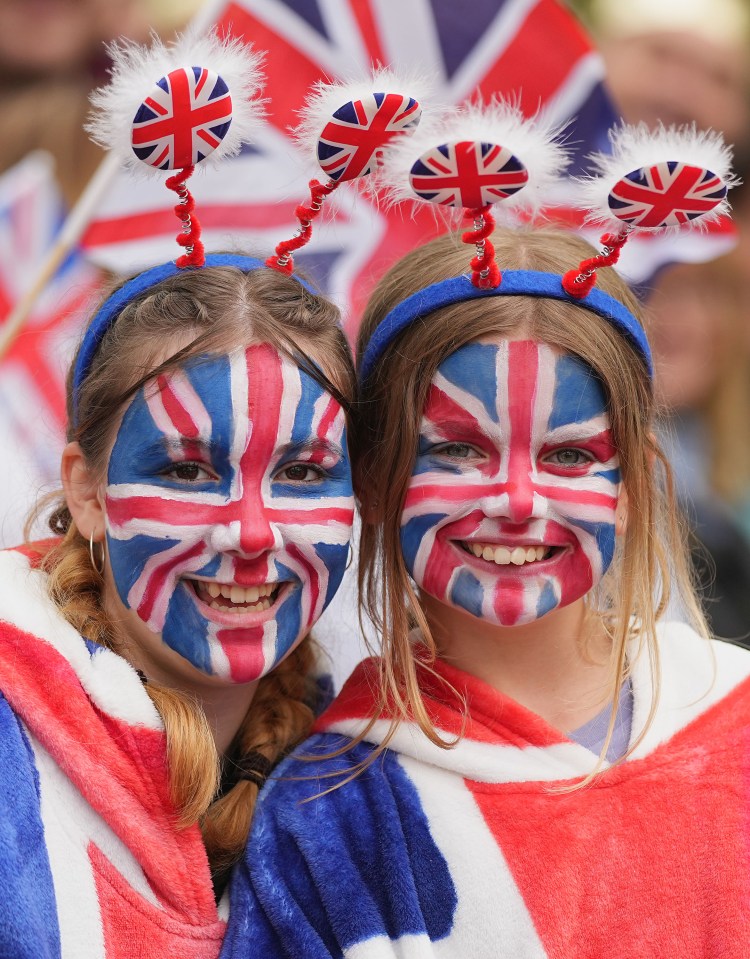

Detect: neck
[421, 594, 614, 733]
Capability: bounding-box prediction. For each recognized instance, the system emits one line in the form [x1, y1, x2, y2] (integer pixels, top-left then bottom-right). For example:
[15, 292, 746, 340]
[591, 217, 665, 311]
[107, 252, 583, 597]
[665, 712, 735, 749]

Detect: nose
[236, 498, 281, 556]
[210, 492, 282, 557]
[478, 471, 539, 525]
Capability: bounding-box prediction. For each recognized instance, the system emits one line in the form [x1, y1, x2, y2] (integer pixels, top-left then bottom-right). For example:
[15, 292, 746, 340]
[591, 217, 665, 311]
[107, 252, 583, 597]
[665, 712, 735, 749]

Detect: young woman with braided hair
[0, 257, 355, 957]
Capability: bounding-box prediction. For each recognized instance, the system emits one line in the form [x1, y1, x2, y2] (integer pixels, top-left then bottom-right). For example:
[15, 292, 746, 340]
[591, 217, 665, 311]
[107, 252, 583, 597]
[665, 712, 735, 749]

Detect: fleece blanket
[0, 545, 225, 959]
[222, 621, 750, 958]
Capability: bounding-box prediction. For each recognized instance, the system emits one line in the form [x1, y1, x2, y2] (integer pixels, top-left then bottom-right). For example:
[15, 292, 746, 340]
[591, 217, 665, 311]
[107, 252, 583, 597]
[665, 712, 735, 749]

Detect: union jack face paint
[105, 344, 353, 683]
[400, 340, 621, 627]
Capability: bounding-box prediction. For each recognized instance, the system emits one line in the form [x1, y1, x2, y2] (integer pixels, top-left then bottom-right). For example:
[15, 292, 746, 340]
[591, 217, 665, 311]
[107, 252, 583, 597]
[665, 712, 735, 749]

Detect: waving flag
[81, 0, 616, 327]
[0, 153, 99, 546]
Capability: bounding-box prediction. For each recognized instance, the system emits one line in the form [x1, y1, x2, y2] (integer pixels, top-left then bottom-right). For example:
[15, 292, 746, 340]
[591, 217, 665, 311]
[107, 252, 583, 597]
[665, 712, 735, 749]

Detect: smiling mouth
[460, 541, 562, 566]
[188, 580, 284, 613]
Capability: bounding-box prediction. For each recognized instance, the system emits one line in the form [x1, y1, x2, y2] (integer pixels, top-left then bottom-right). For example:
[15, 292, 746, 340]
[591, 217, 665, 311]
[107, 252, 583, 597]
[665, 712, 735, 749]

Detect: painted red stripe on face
[505, 341, 539, 524]
[156, 374, 201, 439]
[215, 623, 267, 682]
[137, 540, 205, 623]
[316, 396, 342, 442]
[423, 384, 482, 436]
[237, 344, 284, 556]
[287, 543, 320, 628]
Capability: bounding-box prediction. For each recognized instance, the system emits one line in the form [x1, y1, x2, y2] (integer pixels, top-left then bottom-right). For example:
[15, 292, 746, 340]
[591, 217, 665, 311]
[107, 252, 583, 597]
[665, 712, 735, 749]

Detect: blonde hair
[353, 227, 709, 770]
[33, 263, 354, 883]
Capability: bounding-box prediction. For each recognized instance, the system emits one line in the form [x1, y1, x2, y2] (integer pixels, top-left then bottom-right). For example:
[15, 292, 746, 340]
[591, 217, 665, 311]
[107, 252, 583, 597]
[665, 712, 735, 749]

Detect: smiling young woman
[221, 229, 750, 958]
[0, 258, 355, 957]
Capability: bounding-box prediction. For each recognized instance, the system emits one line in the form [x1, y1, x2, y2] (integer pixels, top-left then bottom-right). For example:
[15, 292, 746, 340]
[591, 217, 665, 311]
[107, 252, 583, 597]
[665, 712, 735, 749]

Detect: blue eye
[430, 442, 480, 460]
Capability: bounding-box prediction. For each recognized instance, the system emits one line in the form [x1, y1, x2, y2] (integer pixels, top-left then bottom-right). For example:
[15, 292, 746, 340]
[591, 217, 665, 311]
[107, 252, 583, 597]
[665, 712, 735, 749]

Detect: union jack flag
[401, 341, 619, 625]
[409, 141, 529, 208]
[607, 161, 728, 229]
[105, 345, 354, 681]
[0, 153, 99, 546]
[131, 66, 233, 170]
[318, 91, 421, 182]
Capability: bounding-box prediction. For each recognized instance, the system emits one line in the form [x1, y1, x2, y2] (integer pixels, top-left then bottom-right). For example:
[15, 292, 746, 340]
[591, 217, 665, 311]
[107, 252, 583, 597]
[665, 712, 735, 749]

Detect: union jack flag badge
[317, 92, 422, 182]
[131, 66, 233, 170]
[607, 161, 728, 229]
[409, 141, 529, 209]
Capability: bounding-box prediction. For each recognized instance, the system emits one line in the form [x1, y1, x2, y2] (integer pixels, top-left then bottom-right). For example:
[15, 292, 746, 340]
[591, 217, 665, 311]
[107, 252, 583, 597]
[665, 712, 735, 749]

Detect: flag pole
[0, 150, 121, 361]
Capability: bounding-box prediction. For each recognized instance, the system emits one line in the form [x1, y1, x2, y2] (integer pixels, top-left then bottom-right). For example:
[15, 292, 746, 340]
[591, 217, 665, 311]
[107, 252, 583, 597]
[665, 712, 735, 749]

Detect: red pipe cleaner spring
[462, 205, 501, 289]
[266, 178, 337, 275]
[165, 166, 205, 268]
[561, 227, 631, 298]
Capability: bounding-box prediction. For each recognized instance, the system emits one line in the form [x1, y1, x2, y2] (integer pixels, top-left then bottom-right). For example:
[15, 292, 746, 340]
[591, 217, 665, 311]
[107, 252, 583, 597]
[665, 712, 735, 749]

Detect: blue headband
[358, 270, 653, 383]
[73, 254, 315, 423]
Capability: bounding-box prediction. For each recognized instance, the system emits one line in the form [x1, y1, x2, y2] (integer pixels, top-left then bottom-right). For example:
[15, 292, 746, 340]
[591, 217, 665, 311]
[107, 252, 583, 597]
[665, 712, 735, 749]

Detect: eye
[431, 442, 478, 460]
[276, 463, 325, 484]
[542, 448, 593, 469]
[163, 461, 215, 482]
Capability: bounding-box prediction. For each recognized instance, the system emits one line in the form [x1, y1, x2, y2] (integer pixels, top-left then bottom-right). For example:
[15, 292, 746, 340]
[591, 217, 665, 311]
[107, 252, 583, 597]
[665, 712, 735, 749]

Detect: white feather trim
[87, 28, 266, 176]
[580, 121, 740, 230]
[294, 68, 433, 177]
[380, 98, 571, 212]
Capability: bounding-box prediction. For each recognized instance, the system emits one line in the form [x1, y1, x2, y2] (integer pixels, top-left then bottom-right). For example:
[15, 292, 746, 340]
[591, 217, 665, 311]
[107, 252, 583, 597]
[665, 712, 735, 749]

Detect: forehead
[431, 337, 608, 424]
[114, 343, 335, 446]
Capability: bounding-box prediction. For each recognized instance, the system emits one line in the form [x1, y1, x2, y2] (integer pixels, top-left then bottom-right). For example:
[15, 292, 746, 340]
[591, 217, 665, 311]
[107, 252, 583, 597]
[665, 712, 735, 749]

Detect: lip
[184, 578, 293, 627]
[453, 540, 571, 573]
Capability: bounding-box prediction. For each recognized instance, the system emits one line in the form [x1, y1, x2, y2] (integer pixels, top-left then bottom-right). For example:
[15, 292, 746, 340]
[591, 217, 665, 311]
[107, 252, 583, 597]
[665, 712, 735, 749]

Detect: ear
[615, 485, 629, 538]
[60, 442, 106, 541]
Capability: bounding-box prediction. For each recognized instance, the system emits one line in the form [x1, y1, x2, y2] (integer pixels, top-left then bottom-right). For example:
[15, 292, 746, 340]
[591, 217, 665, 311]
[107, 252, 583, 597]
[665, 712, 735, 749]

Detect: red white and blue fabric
[131, 66, 233, 170]
[104, 346, 353, 683]
[409, 141, 529, 208]
[318, 92, 421, 182]
[607, 161, 728, 229]
[0, 544, 225, 958]
[221, 623, 750, 958]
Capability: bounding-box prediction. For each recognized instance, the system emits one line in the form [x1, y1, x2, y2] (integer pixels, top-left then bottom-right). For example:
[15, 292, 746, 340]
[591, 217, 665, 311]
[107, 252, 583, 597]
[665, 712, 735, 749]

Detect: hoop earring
[88, 530, 105, 576]
[345, 542, 354, 570]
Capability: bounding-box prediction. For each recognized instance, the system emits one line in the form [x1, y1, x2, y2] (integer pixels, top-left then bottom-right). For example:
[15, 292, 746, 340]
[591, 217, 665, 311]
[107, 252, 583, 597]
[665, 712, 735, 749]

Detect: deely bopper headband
[78, 31, 427, 419]
[359, 103, 738, 382]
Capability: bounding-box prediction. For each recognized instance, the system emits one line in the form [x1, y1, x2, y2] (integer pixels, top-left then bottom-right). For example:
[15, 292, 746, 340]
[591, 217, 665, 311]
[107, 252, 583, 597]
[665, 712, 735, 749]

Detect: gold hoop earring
[88, 530, 105, 576]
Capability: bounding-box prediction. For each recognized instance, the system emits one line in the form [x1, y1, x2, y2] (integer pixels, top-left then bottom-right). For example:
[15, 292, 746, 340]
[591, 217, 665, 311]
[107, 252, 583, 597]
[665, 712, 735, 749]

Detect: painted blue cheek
[400, 513, 446, 573]
[106, 533, 181, 607]
[536, 580, 559, 618]
[569, 518, 617, 573]
[273, 560, 302, 663]
[315, 542, 350, 608]
[450, 569, 484, 618]
[162, 586, 214, 674]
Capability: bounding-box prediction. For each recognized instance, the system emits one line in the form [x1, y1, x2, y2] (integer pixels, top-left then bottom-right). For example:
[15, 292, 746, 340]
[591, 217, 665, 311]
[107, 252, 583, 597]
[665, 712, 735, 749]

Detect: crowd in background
[2, 0, 750, 642]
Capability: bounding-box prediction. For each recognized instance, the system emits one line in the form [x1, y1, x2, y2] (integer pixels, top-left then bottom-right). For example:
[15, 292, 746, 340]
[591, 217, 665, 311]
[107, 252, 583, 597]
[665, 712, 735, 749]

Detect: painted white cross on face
[400, 338, 622, 627]
[104, 343, 354, 683]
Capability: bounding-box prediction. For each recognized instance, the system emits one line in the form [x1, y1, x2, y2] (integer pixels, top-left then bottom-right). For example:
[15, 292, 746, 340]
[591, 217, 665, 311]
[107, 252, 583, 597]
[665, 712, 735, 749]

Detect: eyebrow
[420, 419, 492, 438]
[277, 438, 346, 459]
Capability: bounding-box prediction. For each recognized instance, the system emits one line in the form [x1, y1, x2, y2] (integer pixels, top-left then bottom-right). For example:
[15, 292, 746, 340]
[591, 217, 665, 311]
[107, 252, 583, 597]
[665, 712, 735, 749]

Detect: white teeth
[209, 598, 271, 613]
[494, 546, 511, 565]
[465, 543, 553, 566]
[195, 581, 279, 608]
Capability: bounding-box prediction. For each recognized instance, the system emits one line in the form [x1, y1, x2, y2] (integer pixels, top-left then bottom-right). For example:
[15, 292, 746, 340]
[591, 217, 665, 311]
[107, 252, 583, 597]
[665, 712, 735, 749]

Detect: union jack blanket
[0, 544, 225, 959]
[222, 623, 750, 957]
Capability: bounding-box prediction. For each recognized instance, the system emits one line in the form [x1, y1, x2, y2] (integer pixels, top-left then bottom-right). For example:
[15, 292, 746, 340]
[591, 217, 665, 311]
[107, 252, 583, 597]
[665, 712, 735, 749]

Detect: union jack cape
[222, 624, 750, 957]
[0, 544, 226, 958]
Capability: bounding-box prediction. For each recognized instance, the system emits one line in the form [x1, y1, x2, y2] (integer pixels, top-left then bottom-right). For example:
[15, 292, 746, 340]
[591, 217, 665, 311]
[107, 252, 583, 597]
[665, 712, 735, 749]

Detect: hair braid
[200, 637, 318, 884]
